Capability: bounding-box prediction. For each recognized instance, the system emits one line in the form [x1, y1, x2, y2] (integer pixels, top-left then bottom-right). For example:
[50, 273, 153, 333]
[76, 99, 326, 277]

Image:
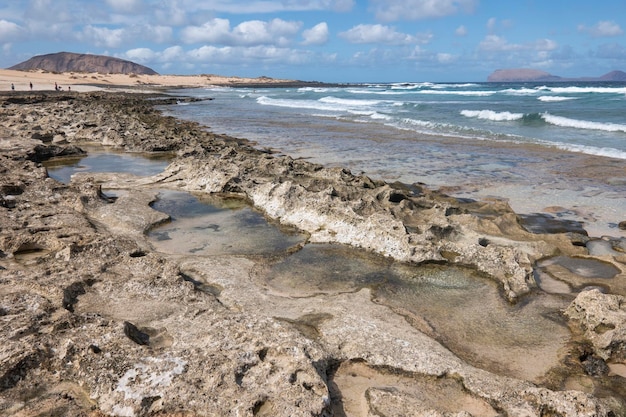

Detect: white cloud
[154, 4, 188, 26]
[26, 0, 73, 23]
[80, 25, 126, 48]
[455, 25, 467, 36]
[173, 0, 354, 14]
[145, 25, 173, 43]
[302, 22, 329, 45]
[124, 47, 156, 62]
[162, 46, 186, 63]
[233, 19, 301, 46]
[186, 44, 312, 65]
[122, 46, 181, 64]
[181, 18, 301, 46]
[533, 39, 558, 51]
[0, 19, 23, 42]
[370, 0, 476, 22]
[181, 18, 231, 44]
[478, 35, 557, 53]
[437, 52, 455, 63]
[578, 21, 623, 38]
[340, 24, 419, 45]
[106, 0, 143, 13]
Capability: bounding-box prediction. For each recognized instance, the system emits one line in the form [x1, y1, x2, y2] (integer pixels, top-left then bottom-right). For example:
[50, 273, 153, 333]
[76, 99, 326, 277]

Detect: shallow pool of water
[259, 243, 571, 382]
[376, 264, 571, 382]
[45, 149, 170, 183]
[535, 255, 623, 295]
[148, 190, 308, 256]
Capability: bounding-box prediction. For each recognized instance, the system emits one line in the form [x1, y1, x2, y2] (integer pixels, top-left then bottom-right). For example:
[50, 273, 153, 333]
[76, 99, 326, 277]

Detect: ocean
[163, 81, 626, 238]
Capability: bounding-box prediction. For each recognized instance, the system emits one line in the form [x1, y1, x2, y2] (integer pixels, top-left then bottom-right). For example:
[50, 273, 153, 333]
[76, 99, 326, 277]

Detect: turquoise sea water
[164, 82, 626, 237]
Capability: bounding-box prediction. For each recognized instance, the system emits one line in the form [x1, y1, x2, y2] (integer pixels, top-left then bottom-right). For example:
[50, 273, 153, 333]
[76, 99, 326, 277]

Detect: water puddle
[259, 244, 571, 382]
[376, 265, 571, 383]
[13, 245, 50, 266]
[535, 256, 623, 295]
[44, 148, 170, 183]
[587, 239, 621, 256]
[330, 360, 498, 417]
[260, 243, 391, 297]
[518, 213, 588, 235]
[148, 190, 307, 256]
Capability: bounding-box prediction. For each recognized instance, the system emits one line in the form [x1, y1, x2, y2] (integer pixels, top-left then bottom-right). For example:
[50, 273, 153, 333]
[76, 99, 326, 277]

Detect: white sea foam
[541, 113, 626, 132]
[369, 112, 394, 120]
[547, 86, 626, 94]
[501, 88, 540, 96]
[432, 83, 480, 89]
[537, 96, 577, 102]
[551, 142, 626, 160]
[319, 96, 382, 107]
[460, 110, 524, 121]
[390, 82, 435, 89]
[297, 87, 341, 93]
[417, 90, 496, 96]
[257, 96, 340, 112]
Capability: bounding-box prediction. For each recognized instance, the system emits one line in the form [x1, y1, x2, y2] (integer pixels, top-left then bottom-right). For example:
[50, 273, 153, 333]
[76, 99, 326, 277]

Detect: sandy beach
[0, 68, 298, 92]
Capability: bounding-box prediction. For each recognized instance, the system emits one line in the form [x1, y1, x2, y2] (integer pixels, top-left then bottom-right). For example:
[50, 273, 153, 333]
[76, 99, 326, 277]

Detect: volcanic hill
[487, 68, 626, 82]
[8, 52, 158, 75]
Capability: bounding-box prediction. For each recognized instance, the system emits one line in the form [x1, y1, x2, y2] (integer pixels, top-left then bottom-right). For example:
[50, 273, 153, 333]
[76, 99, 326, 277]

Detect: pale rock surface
[0, 91, 622, 416]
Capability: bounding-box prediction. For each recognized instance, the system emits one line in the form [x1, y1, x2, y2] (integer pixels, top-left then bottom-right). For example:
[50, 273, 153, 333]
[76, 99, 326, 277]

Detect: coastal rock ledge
[1, 91, 624, 416]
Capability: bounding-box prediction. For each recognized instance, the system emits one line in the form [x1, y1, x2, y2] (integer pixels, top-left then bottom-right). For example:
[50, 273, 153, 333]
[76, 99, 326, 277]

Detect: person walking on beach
[30, 82, 33, 90]
[11, 83, 14, 91]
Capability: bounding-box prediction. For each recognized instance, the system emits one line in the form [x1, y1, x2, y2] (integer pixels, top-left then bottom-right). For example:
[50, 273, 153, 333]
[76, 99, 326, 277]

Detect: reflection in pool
[148, 190, 308, 256]
[45, 150, 170, 183]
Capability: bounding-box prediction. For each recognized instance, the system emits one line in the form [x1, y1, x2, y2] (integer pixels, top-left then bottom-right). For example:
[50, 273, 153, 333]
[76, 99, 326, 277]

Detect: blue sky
[1, 0, 625, 82]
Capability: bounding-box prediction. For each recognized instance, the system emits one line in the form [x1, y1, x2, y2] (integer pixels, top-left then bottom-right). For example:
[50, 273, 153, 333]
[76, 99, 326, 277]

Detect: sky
[1, 0, 625, 82]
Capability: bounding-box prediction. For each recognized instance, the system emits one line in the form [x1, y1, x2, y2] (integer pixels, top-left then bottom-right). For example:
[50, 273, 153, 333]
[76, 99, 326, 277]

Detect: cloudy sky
[1, 0, 625, 82]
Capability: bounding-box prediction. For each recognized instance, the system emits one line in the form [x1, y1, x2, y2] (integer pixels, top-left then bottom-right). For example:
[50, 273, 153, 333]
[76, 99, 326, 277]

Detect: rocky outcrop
[487, 68, 561, 82]
[8, 52, 158, 75]
[0, 91, 623, 416]
[487, 68, 626, 82]
[565, 290, 626, 361]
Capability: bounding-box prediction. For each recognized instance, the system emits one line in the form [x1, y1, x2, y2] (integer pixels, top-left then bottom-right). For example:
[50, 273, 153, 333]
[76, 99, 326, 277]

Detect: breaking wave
[460, 110, 524, 121]
[541, 113, 626, 132]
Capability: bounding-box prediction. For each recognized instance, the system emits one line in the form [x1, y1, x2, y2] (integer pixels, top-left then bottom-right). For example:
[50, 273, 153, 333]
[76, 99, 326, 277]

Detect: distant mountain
[487, 68, 626, 82]
[598, 70, 626, 81]
[8, 52, 158, 75]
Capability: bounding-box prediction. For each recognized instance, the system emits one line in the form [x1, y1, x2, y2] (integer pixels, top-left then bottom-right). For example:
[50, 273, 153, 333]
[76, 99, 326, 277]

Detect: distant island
[487, 68, 626, 82]
[8, 52, 158, 75]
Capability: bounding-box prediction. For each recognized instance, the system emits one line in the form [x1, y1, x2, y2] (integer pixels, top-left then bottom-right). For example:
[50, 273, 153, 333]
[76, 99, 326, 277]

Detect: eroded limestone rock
[565, 289, 626, 361]
[1, 92, 623, 416]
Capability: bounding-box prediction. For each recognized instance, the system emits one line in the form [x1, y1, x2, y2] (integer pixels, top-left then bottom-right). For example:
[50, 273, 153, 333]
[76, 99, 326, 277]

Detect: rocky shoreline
[1, 91, 625, 416]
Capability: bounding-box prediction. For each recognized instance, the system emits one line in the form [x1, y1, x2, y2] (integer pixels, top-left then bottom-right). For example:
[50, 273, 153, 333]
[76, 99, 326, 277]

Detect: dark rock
[27, 144, 85, 163]
[619, 221, 626, 230]
[62, 282, 86, 312]
[518, 213, 588, 235]
[31, 132, 54, 143]
[123, 321, 150, 346]
[580, 352, 609, 377]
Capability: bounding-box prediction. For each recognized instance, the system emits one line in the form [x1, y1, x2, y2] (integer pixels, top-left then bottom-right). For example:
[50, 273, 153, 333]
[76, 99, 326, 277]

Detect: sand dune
[0, 69, 294, 92]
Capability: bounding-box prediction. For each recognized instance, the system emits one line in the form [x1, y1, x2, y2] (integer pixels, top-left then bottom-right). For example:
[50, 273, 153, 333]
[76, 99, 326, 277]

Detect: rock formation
[487, 68, 561, 82]
[0, 91, 624, 416]
[8, 52, 158, 75]
[487, 68, 626, 82]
